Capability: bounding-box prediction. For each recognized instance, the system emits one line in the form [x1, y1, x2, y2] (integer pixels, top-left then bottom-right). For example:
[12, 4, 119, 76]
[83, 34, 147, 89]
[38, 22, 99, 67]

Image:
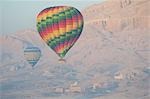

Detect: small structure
[126, 70, 139, 80]
[64, 88, 70, 93]
[92, 83, 102, 90]
[54, 87, 64, 93]
[69, 86, 81, 93]
[114, 73, 123, 80]
[69, 81, 81, 93]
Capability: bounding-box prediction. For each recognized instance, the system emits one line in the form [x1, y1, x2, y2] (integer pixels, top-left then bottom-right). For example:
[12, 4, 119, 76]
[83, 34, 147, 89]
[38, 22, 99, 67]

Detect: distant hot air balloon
[24, 47, 41, 67]
[36, 6, 84, 61]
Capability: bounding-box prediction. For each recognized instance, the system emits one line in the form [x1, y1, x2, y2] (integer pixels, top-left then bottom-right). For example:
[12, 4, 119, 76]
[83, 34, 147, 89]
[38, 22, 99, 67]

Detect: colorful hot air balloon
[24, 47, 41, 67]
[36, 6, 84, 60]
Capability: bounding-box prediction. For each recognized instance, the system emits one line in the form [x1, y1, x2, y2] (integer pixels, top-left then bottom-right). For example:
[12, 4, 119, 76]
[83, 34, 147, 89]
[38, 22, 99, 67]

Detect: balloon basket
[58, 58, 66, 63]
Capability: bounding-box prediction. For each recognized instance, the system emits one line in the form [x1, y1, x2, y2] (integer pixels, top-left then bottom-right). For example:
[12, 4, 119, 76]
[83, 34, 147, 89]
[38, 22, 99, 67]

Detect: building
[54, 87, 64, 93]
[114, 73, 123, 80]
[69, 86, 81, 93]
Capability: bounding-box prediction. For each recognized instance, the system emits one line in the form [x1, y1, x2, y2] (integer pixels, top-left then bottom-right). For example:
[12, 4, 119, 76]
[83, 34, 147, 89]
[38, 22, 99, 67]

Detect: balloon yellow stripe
[42, 34, 49, 42]
[66, 25, 72, 33]
[72, 21, 78, 29]
[59, 28, 66, 35]
[53, 30, 59, 38]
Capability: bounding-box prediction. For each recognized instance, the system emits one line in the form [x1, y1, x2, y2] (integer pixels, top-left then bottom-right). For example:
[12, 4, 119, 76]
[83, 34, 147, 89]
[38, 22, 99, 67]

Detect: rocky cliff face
[83, 0, 150, 32]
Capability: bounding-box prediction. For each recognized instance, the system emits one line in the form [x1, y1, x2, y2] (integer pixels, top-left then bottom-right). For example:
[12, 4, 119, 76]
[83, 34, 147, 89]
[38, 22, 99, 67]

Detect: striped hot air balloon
[24, 47, 41, 67]
[36, 6, 84, 59]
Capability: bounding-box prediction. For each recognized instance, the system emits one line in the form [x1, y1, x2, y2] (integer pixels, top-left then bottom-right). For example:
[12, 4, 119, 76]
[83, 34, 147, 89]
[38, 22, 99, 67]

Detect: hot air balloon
[36, 6, 84, 61]
[24, 47, 41, 67]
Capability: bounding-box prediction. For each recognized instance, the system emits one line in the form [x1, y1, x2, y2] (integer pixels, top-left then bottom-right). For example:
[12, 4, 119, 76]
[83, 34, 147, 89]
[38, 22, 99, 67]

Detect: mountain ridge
[82, 0, 150, 32]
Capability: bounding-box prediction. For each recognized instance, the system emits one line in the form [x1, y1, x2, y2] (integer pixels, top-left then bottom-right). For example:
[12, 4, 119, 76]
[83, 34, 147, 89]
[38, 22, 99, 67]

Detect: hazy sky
[0, 0, 106, 35]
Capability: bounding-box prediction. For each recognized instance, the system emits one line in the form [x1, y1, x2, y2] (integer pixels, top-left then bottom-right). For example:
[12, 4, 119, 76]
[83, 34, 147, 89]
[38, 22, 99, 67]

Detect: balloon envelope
[36, 6, 84, 58]
[24, 47, 41, 67]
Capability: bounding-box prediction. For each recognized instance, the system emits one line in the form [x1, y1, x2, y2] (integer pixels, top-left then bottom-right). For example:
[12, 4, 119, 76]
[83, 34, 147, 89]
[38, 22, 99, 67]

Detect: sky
[0, 0, 106, 35]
